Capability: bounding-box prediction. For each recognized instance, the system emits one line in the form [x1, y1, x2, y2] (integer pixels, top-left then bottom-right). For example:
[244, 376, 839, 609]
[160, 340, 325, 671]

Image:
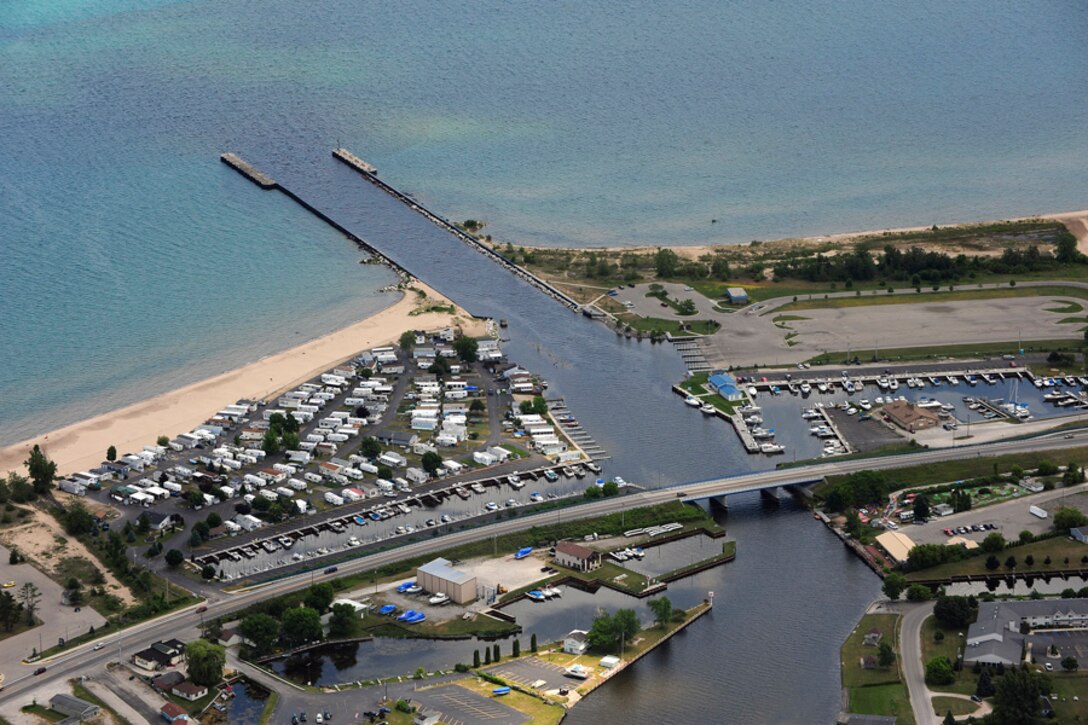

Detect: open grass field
[806, 338, 1083, 366]
[847, 682, 915, 725]
[906, 536, 1088, 583]
[458, 678, 566, 724]
[776, 284, 1088, 314]
[842, 613, 902, 688]
[616, 313, 720, 335]
[824, 446, 1088, 491]
[920, 615, 975, 695]
[931, 696, 977, 716]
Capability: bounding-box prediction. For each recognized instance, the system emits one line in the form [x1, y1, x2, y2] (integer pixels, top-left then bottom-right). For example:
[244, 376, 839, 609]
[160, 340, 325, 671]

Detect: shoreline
[503, 208, 1088, 256]
[0, 281, 484, 477]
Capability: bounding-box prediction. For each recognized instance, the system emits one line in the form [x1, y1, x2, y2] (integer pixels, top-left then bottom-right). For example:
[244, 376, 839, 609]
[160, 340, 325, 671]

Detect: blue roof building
[708, 373, 744, 401]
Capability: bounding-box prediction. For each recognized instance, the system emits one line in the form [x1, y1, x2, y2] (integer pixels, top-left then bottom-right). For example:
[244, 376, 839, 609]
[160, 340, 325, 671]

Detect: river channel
[222, 155, 883, 722]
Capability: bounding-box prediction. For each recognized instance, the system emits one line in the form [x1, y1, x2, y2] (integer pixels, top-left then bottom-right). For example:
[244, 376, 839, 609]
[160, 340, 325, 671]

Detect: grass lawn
[1048, 671, 1088, 722]
[848, 682, 915, 725]
[806, 338, 1083, 366]
[906, 537, 1088, 582]
[361, 609, 518, 641]
[616, 314, 720, 336]
[678, 371, 710, 394]
[842, 614, 902, 688]
[920, 615, 975, 695]
[931, 696, 978, 716]
[258, 690, 278, 725]
[19, 706, 65, 723]
[823, 446, 1088, 491]
[458, 678, 565, 724]
[778, 285, 1088, 313]
[547, 560, 650, 596]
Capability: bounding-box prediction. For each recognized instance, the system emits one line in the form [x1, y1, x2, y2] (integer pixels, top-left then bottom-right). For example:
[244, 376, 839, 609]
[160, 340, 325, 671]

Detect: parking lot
[903, 485, 1088, 546]
[485, 656, 569, 692]
[418, 683, 528, 725]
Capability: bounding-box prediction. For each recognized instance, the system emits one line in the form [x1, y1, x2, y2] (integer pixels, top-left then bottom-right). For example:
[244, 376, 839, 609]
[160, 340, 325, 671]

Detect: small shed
[726, 287, 749, 304]
[416, 557, 477, 604]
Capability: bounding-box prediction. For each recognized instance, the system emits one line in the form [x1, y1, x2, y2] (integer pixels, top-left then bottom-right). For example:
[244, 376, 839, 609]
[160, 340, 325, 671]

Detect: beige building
[882, 400, 940, 433]
[416, 557, 477, 604]
[875, 530, 916, 566]
[555, 540, 602, 572]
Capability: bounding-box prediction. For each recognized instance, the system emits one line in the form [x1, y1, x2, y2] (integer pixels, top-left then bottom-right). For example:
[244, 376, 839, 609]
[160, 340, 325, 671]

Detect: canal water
[233, 154, 883, 723]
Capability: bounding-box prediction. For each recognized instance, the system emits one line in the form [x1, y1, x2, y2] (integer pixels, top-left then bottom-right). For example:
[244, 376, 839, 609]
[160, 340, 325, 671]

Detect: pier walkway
[332, 147, 582, 312]
[220, 152, 277, 188]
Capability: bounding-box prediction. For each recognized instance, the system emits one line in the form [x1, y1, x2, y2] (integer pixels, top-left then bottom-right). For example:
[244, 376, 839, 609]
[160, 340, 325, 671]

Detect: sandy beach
[0, 282, 485, 477]
[505, 209, 1088, 258]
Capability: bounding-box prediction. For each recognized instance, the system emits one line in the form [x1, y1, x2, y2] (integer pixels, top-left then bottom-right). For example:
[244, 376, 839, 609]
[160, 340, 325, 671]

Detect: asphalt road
[7, 430, 1088, 714]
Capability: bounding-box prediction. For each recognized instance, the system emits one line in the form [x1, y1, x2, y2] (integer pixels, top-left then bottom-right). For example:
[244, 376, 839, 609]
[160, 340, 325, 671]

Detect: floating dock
[220, 153, 277, 189]
[332, 147, 582, 312]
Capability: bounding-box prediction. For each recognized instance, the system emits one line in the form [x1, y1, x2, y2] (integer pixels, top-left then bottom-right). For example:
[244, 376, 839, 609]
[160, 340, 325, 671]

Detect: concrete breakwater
[332, 148, 581, 312]
[220, 152, 277, 188]
[219, 152, 410, 280]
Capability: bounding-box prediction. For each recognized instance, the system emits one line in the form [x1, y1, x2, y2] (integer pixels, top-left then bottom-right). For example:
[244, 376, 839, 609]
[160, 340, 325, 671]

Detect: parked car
[33, 667, 47, 676]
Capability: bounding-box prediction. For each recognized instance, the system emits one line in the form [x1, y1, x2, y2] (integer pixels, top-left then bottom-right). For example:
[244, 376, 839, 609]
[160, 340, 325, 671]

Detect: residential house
[172, 681, 209, 701]
[161, 702, 189, 722]
[555, 540, 602, 573]
[563, 630, 588, 655]
[152, 671, 185, 692]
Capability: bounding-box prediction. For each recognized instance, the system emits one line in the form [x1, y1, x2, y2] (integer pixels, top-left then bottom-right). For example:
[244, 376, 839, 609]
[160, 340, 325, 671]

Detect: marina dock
[332, 147, 582, 312]
[220, 152, 277, 189]
[549, 398, 610, 460]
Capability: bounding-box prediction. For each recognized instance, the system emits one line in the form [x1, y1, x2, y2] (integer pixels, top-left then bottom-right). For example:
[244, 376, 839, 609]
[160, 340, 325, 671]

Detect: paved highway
[3, 429, 1085, 709]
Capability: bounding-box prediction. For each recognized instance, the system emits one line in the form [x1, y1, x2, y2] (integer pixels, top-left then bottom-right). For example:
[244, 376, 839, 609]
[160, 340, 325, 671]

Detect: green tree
[530, 633, 537, 652]
[239, 613, 281, 656]
[877, 641, 895, 668]
[990, 667, 1049, 725]
[360, 437, 382, 459]
[1056, 231, 1080, 264]
[106, 445, 117, 462]
[304, 583, 336, 613]
[185, 639, 226, 687]
[18, 582, 40, 626]
[676, 299, 696, 315]
[942, 711, 955, 725]
[906, 584, 932, 601]
[328, 603, 357, 638]
[933, 596, 973, 628]
[882, 573, 907, 601]
[261, 429, 279, 456]
[512, 639, 521, 657]
[981, 532, 1006, 553]
[473, 649, 481, 668]
[156, 435, 170, 447]
[976, 667, 995, 697]
[654, 248, 679, 278]
[165, 549, 184, 568]
[282, 431, 301, 451]
[587, 610, 616, 650]
[601, 481, 620, 497]
[1062, 655, 1079, 672]
[281, 607, 323, 648]
[206, 512, 222, 528]
[399, 330, 416, 352]
[469, 399, 486, 414]
[63, 501, 95, 536]
[201, 564, 216, 580]
[985, 554, 1000, 570]
[648, 596, 673, 628]
[454, 337, 479, 363]
[0, 591, 24, 632]
[421, 452, 443, 476]
[1053, 506, 1088, 533]
[925, 656, 955, 686]
[25, 445, 57, 495]
[913, 494, 930, 521]
[492, 643, 500, 662]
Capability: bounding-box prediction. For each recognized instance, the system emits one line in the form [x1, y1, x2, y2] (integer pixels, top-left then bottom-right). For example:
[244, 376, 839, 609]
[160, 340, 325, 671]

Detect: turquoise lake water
[1, 0, 1086, 443]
